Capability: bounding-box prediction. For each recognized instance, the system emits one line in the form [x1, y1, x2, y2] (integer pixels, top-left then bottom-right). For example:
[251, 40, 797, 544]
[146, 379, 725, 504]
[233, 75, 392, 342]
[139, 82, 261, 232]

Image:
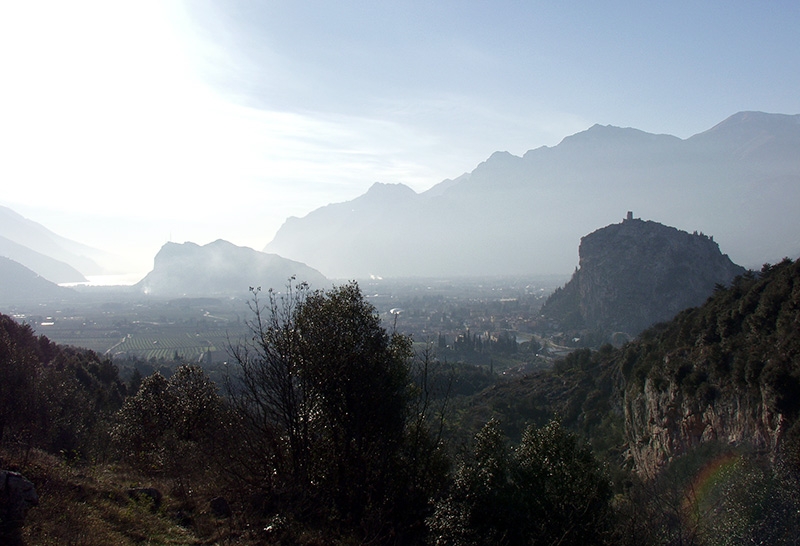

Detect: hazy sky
[2, 1, 799, 274]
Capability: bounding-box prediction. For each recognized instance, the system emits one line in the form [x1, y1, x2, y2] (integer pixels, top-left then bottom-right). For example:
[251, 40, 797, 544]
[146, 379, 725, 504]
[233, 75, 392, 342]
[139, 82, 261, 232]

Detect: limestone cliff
[619, 258, 800, 474]
[135, 240, 328, 298]
[624, 374, 788, 477]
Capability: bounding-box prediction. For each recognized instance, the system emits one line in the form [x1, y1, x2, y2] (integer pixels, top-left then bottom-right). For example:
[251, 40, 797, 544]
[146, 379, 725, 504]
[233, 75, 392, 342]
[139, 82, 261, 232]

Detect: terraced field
[109, 331, 233, 361]
[22, 294, 252, 364]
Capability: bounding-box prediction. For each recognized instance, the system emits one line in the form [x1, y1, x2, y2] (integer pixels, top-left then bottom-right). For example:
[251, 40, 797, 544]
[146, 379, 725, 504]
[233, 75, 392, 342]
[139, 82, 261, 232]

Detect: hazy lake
[60, 273, 146, 287]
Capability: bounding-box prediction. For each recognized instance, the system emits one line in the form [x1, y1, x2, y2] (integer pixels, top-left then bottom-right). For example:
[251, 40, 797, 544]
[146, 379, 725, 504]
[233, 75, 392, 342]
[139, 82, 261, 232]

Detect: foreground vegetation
[2, 262, 800, 544]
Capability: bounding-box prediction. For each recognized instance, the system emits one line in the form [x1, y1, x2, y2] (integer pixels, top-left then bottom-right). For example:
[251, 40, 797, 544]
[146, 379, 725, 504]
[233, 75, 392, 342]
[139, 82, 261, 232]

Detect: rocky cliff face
[542, 216, 746, 337]
[618, 258, 800, 475]
[476, 259, 799, 478]
[624, 376, 788, 477]
[0, 470, 39, 539]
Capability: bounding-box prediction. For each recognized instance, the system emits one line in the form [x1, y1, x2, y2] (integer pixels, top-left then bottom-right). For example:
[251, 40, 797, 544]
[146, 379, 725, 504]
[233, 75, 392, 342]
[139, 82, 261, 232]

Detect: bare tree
[226, 281, 314, 491]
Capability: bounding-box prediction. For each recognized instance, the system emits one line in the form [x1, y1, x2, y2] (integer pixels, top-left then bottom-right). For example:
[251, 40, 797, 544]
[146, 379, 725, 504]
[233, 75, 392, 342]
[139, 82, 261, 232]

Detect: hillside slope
[0, 235, 86, 283]
[457, 258, 800, 477]
[0, 257, 77, 305]
[0, 205, 110, 276]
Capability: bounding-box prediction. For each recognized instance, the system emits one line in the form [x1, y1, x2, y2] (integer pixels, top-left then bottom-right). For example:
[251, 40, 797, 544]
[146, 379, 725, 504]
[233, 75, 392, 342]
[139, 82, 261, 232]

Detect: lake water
[60, 272, 147, 287]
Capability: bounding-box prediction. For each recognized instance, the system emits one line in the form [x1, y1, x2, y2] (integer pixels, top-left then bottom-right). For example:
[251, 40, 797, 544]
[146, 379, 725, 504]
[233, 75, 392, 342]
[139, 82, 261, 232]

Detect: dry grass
[1, 447, 378, 545]
[1, 448, 239, 546]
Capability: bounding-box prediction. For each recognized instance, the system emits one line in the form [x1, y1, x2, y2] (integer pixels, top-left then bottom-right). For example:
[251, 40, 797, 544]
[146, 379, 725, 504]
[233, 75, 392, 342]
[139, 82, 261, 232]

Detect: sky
[1, 1, 799, 276]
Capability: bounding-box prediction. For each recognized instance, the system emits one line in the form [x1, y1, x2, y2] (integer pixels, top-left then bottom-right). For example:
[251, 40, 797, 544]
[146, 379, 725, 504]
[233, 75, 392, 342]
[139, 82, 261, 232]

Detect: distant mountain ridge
[0, 235, 87, 283]
[0, 256, 77, 305]
[264, 111, 800, 278]
[540, 215, 746, 337]
[0, 205, 113, 279]
[135, 240, 328, 298]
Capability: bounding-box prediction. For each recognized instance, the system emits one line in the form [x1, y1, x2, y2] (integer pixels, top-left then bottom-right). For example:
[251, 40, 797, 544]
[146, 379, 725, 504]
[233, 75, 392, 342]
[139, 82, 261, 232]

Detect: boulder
[209, 496, 232, 518]
[0, 470, 39, 541]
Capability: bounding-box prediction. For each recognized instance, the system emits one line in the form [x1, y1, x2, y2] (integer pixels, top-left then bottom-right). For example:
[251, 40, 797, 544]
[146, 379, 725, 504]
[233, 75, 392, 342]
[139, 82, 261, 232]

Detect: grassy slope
[2, 448, 227, 545]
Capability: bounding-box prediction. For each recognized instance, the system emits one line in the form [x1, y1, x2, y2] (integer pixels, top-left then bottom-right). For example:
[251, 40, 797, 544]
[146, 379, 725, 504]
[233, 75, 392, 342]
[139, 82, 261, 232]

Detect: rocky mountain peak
[689, 111, 800, 157]
[705, 111, 800, 132]
[541, 215, 746, 338]
[362, 182, 417, 200]
[138, 240, 327, 297]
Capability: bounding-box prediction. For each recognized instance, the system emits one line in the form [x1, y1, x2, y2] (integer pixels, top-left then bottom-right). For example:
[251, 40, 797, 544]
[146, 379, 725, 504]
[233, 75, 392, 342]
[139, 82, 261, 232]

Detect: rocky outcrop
[624, 377, 788, 477]
[135, 239, 328, 298]
[541, 215, 745, 337]
[493, 258, 800, 478]
[127, 487, 162, 510]
[210, 496, 232, 518]
[617, 258, 800, 475]
[0, 470, 39, 541]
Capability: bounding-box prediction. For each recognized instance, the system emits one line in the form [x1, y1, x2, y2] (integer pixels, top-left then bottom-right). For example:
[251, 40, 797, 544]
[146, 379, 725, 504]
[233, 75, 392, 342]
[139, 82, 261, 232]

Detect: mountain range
[264, 111, 800, 278]
[0, 257, 77, 304]
[0, 204, 329, 301]
[0, 205, 112, 283]
[3, 110, 799, 298]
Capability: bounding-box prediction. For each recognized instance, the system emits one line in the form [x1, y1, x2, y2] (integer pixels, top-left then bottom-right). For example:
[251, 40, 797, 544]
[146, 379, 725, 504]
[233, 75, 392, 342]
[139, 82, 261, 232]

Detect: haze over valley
[2, 111, 799, 287]
[3, 3, 800, 544]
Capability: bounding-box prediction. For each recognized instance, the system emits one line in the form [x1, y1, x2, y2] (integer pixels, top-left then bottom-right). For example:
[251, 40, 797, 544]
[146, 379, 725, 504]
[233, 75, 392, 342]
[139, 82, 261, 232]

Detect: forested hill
[3, 262, 800, 543]
[621, 257, 800, 474]
[464, 258, 800, 476]
[0, 313, 126, 451]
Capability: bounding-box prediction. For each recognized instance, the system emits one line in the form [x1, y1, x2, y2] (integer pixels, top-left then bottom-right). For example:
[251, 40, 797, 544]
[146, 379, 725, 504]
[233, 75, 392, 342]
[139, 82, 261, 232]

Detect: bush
[429, 419, 613, 545]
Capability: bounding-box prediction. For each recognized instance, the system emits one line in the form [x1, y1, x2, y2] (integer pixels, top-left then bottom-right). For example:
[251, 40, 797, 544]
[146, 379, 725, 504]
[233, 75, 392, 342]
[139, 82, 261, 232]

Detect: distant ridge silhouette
[136, 240, 328, 297]
[265, 111, 800, 279]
